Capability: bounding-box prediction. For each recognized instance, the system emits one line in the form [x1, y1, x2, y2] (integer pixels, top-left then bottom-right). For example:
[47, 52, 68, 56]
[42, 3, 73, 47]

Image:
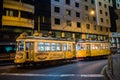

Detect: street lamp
[90, 10, 95, 16]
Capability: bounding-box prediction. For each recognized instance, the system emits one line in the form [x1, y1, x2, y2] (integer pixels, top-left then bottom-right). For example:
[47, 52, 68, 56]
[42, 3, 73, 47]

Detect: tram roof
[77, 39, 109, 43]
[17, 32, 75, 42]
[17, 36, 75, 42]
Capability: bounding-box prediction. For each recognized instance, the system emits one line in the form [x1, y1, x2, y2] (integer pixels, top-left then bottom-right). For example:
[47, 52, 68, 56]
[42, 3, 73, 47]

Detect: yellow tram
[76, 40, 111, 60]
[14, 32, 76, 66]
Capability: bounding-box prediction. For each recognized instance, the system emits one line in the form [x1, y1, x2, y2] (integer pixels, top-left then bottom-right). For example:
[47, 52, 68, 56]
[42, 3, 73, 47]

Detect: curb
[105, 66, 114, 80]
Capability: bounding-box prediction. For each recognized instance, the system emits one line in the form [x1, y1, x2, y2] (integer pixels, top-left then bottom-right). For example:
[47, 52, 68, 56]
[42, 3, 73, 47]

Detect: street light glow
[90, 10, 95, 15]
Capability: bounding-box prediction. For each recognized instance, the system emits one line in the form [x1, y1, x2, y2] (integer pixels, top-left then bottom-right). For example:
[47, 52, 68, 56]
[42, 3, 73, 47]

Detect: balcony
[2, 16, 34, 29]
[3, 0, 34, 13]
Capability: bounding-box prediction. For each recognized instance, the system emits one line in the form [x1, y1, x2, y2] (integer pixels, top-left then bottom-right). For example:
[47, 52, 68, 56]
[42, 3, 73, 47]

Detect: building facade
[35, 0, 112, 41]
[0, 0, 34, 42]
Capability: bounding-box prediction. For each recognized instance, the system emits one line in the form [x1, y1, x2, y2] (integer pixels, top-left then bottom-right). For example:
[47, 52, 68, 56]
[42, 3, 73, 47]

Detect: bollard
[108, 55, 114, 76]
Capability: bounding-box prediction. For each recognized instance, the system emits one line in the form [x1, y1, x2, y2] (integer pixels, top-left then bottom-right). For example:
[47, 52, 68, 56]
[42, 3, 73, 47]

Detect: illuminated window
[67, 44, 71, 51]
[86, 24, 90, 29]
[57, 43, 62, 51]
[45, 43, 50, 51]
[62, 44, 67, 51]
[38, 42, 44, 52]
[66, 9, 71, 15]
[51, 43, 56, 51]
[66, 20, 72, 26]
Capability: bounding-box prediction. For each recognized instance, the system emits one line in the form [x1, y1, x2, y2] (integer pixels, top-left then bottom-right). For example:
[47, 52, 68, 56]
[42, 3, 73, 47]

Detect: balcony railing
[2, 16, 34, 29]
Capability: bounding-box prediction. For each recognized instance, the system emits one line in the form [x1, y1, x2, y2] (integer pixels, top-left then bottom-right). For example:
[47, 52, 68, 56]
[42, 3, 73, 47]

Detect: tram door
[86, 44, 91, 57]
[25, 42, 34, 61]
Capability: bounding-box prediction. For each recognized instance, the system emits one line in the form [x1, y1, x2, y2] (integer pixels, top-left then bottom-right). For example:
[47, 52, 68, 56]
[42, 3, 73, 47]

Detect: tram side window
[57, 43, 62, 51]
[76, 43, 84, 50]
[51, 43, 56, 51]
[102, 44, 106, 49]
[38, 42, 44, 52]
[94, 44, 99, 49]
[105, 43, 109, 49]
[67, 44, 71, 51]
[62, 44, 67, 51]
[18, 41, 24, 51]
[92, 44, 95, 50]
[45, 43, 50, 51]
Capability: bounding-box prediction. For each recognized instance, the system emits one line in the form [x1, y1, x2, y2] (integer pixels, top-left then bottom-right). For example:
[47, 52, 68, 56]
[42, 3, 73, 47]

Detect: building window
[21, 11, 33, 19]
[86, 24, 90, 29]
[106, 19, 109, 24]
[66, 20, 72, 26]
[99, 2, 102, 6]
[3, 8, 18, 17]
[66, 9, 71, 16]
[117, 4, 120, 7]
[93, 17, 96, 21]
[75, 2, 79, 8]
[66, 0, 70, 5]
[104, 4, 107, 8]
[94, 25, 96, 30]
[101, 18, 104, 22]
[100, 26, 103, 31]
[100, 10, 102, 14]
[106, 28, 108, 32]
[85, 15, 89, 21]
[55, 18, 60, 25]
[77, 22, 81, 28]
[41, 16, 51, 24]
[105, 12, 108, 16]
[85, 5, 88, 10]
[76, 12, 80, 18]
[91, 0, 94, 4]
[54, 6, 60, 13]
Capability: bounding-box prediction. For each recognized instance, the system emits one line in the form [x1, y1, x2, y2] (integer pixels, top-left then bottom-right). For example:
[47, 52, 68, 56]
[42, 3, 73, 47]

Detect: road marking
[101, 65, 107, 75]
[1, 73, 104, 78]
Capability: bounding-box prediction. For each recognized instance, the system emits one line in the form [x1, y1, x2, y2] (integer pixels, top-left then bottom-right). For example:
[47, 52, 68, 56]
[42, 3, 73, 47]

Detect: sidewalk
[105, 54, 120, 80]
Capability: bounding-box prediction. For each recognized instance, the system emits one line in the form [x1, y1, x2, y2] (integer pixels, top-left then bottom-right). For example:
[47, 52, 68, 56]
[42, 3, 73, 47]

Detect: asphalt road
[0, 59, 107, 80]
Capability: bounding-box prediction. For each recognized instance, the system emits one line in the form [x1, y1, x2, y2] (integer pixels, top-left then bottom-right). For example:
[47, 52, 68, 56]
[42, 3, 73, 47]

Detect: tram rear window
[0, 45, 16, 54]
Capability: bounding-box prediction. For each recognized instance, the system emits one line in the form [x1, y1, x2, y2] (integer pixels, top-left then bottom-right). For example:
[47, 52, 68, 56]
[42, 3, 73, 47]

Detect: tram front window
[17, 41, 24, 51]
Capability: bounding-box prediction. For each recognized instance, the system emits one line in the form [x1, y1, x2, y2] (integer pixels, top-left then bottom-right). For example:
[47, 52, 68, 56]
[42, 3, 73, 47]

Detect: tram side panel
[14, 39, 76, 65]
[76, 42, 111, 59]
